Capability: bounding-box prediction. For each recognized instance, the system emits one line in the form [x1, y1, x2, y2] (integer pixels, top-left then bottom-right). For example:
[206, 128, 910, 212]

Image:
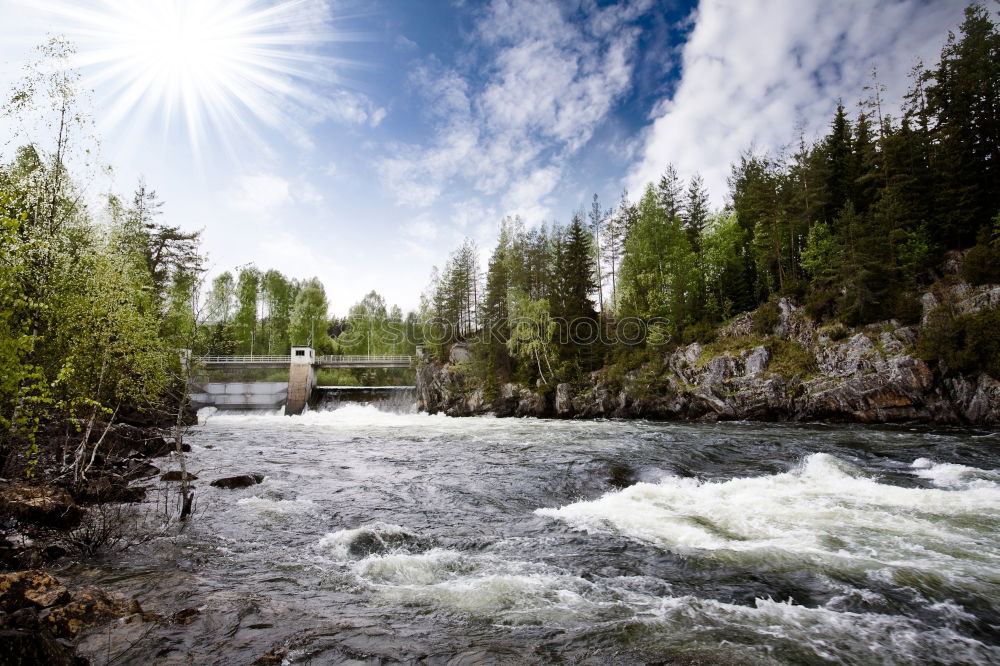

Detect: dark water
[62, 405, 1000, 665]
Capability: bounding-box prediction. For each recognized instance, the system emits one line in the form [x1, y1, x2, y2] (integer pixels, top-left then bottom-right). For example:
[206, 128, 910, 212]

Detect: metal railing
[196, 354, 413, 365]
[197, 355, 291, 364]
[316, 355, 413, 363]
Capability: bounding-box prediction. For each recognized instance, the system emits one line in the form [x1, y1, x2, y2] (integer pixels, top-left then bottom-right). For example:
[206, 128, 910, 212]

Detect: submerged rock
[160, 471, 197, 482]
[170, 607, 200, 625]
[210, 474, 265, 489]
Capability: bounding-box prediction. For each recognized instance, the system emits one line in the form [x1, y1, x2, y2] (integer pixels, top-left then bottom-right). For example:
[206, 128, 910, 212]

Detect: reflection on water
[62, 405, 1000, 664]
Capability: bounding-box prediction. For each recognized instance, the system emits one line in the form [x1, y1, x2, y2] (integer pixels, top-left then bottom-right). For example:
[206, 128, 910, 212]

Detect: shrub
[781, 278, 809, 302]
[962, 243, 1000, 286]
[681, 320, 717, 345]
[825, 323, 849, 342]
[805, 286, 838, 321]
[752, 300, 782, 336]
[891, 291, 923, 325]
[768, 339, 818, 380]
[917, 307, 1000, 376]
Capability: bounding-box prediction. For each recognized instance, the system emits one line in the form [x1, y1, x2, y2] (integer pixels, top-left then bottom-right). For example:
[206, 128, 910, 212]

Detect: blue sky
[0, 0, 970, 314]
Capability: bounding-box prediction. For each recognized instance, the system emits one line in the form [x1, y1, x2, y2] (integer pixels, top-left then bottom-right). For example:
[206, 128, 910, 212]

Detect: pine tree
[683, 173, 710, 250]
[656, 164, 683, 221]
[824, 102, 854, 226]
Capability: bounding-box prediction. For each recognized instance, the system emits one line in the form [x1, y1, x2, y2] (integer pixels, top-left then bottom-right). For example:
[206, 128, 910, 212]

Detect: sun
[46, 0, 339, 152]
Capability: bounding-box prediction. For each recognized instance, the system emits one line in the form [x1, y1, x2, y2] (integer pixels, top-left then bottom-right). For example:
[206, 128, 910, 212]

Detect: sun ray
[36, 0, 346, 158]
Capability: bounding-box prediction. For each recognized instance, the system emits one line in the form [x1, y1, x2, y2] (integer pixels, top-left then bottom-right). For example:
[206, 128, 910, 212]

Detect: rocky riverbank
[0, 405, 199, 664]
[417, 280, 1000, 425]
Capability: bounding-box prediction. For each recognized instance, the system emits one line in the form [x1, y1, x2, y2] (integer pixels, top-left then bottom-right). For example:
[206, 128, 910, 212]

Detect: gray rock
[210, 474, 265, 489]
[702, 356, 738, 386]
[555, 383, 575, 417]
[816, 333, 877, 378]
[160, 471, 197, 482]
[744, 346, 771, 377]
[920, 292, 939, 325]
[683, 342, 702, 366]
[956, 286, 1000, 316]
[448, 343, 472, 364]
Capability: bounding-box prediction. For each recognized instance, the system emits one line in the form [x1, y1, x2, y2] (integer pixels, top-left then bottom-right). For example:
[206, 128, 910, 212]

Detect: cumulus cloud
[227, 173, 325, 214]
[377, 0, 651, 223]
[627, 0, 968, 208]
[229, 173, 293, 213]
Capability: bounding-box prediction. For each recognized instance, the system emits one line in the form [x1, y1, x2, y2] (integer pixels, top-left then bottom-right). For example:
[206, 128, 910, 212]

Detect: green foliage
[289, 277, 330, 349]
[962, 243, 1000, 285]
[767, 339, 819, 380]
[918, 306, 1000, 377]
[420, 9, 1000, 394]
[751, 300, 781, 336]
[681, 320, 717, 345]
[506, 291, 558, 385]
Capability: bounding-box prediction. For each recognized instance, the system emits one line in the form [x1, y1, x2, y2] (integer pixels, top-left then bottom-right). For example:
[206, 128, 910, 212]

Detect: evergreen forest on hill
[418, 4, 1000, 388]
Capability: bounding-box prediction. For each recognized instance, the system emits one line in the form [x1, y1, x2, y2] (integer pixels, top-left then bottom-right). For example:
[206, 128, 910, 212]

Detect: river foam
[536, 453, 1000, 592]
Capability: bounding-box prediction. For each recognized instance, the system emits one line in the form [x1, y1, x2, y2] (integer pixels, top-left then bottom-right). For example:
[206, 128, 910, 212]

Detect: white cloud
[503, 164, 561, 222]
[229, 173, 292, 213]
[227, 172, 325, 213]
[395, 34, 418, 51]
[304, 88, 388, 128]
[295, 181, 324, 205]
[627, 0, 968, 208]
[376, 0, 650, 222]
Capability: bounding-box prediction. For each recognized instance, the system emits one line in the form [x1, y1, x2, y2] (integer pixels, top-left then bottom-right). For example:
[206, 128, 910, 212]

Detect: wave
[910, 457, 1000, 490]
[535, 453, 1000, 588]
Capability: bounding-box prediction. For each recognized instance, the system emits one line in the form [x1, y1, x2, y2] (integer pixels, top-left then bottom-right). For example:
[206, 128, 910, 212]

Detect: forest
[418, 4, 1000, 390]
[0, 39, 416, 472]
[0, 5, 998, 471]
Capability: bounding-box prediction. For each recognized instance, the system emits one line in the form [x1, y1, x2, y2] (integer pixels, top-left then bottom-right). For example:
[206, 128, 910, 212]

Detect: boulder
[41, 586, 124, 639]
[71, 475, 146, 504]
[554, 383, 575, 417]
[160, 471, 197, 482]
[0, 485, 83, 529]
[816, 333, 878, 378]
[0, 571, 70, 612]
[702, 356, 739, 386]
[515, 390, 547, 417]
[944, 373, 1000, 425]
[0, 628, 77, 666]
[448, 343, 472, 364]
[920, 292, 940, 325]
[126, 461, 160, 480]
[744, 346, 771, 377]
[210, 474, 265, 489]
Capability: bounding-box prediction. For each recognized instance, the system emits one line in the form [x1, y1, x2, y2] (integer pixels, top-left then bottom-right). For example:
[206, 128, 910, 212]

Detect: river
[63, 403, 1000, 665]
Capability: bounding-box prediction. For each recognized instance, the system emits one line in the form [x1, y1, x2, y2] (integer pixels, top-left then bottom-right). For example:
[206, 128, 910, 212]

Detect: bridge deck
[197, 355, 413, 369]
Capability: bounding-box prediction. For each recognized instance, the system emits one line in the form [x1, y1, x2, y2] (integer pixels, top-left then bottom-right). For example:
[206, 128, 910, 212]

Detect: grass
[767, 338, 819, 380]
[695, 335, 765, 367]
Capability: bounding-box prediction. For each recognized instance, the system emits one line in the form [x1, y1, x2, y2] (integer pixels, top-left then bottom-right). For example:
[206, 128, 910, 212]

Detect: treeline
[420, 5, 1000, 388]
[201, 268, 418, 358]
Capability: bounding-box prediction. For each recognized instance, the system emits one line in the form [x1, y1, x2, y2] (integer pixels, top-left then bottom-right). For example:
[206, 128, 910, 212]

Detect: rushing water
[62, 404, 1000, 665]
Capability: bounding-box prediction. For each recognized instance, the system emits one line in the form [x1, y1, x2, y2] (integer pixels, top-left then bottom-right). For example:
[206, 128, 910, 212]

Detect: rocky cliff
[417, 283, 1000, 425]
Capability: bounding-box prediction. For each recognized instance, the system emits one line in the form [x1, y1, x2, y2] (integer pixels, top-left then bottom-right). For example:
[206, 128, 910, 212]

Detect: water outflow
[314, 386, 417, 413]
[61, 409, 1000, 665]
